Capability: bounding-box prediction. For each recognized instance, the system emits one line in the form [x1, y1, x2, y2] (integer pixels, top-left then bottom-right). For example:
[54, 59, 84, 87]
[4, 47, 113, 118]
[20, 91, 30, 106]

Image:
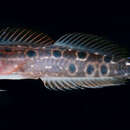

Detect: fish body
[0, 27, 129, 90]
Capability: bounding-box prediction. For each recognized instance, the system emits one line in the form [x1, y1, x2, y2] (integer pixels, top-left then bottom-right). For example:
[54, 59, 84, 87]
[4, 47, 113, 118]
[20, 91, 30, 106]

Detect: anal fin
[40, 77, 125, 91]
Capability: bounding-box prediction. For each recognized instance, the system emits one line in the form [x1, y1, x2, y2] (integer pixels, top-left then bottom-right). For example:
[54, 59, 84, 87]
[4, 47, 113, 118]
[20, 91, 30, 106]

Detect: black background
[0, 1, 130, 129]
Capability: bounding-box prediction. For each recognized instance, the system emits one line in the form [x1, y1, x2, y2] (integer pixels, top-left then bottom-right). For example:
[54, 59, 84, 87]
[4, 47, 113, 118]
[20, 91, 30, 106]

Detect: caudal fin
[125, 58, 130, 79]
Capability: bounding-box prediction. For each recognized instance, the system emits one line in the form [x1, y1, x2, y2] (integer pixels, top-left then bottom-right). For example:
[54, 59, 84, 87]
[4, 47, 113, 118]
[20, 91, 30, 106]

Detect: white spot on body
[40, 57, 44, 60]
[31, 65, 34, 68]
[59, 66, 63, 69]
[45, 66, 52, 69]
[126, 62, 130, 66]
[76, 57, 87, 61]
[111, 61, 116, 64]
[40, 56, 49, 60]
[124, 73, 128, 76]
[44, 56, 49, 59]
[94, 52, 99, 55]
[14, 65, 18, 68]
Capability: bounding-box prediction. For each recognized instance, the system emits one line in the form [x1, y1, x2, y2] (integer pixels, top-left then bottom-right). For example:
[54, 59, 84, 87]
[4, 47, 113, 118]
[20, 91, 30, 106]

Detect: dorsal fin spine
[0, 27, 54, 47]
[93, 41, 110, 49]
[78, 35, 98, 46]
[0, 27, 9, 40]
[12, 29, 26, 42]
[34, 34, 48, 44]
[74, 35, 89, 46]
[73, 34, 86, 45]
[0, 28, 4, 36]
[85, 37, 102, 47]
[62, 33, 74, 42]
[28, 33, 42, 43]
[87, 38, 105, 48]
[38, 38, 50, 46]
[18, 30, 31, 42]
[67, 33, 81, 44]
[8, 28, 20, 41]
[85, 37, 103, 46]
[23, 32, 36, 42]
[2, 28, 12, 41]
[58, 33, 70, 41]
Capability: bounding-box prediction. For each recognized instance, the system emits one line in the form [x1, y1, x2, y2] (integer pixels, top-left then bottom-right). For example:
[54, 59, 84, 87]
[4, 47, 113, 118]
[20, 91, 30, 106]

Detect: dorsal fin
[54, 33, 128, 60]
[0, 27, 54, 47]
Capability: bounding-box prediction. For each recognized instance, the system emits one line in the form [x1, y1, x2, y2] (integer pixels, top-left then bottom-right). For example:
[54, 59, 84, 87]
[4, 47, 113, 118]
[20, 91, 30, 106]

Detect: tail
[118, 57, 130, 79]
[125, 57, 130, 79]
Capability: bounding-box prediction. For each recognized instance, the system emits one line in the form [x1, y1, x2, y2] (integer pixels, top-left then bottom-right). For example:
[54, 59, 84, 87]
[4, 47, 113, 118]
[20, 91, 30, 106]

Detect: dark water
[0, 1, 130, 129]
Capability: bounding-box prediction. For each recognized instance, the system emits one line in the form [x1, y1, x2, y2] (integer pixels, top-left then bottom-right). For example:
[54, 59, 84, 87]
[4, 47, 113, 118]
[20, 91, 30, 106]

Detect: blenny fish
[0, 27, 130, 90]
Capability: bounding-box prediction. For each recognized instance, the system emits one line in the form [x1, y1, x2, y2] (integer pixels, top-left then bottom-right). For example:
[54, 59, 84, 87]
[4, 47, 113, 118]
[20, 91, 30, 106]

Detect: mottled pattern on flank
[0, 45, 116, 79]
[19, 47, 114, 79]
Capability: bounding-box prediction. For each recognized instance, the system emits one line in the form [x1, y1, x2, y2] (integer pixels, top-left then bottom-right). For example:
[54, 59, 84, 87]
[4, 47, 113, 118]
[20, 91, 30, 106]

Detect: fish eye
[77, 52, 86, 59]
[26, 50, 36, 57]
[101, 65, 108, 75]
[87, 64, 94, 75]
[53, 50, 61, 58]
[104, 56, 112, 63]
[69, 64, 76, 73]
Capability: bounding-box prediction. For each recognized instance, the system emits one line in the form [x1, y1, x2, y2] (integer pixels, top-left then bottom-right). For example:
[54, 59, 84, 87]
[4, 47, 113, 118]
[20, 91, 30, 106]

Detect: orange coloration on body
[0, 59, 26, 75]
